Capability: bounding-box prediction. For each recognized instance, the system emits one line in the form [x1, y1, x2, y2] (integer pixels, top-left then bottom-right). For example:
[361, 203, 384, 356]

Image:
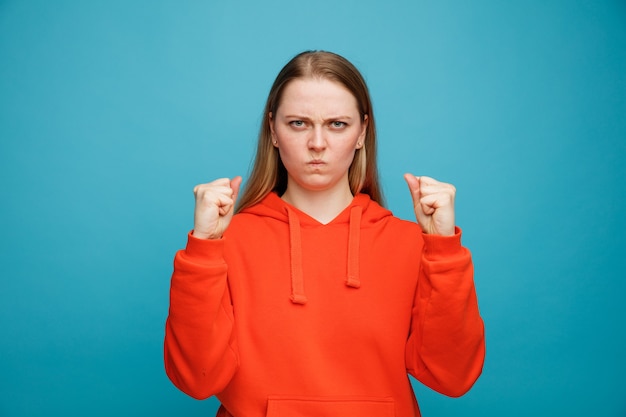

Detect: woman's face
[270, 77, 367, 196]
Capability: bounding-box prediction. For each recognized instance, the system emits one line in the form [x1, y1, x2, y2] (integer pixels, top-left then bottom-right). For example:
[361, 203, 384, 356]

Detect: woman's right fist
[192, 176, 242, 239]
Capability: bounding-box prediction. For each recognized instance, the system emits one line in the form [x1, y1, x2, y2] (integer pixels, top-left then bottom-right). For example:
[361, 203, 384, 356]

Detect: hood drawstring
[287, 208, 307, 305]
[345, 206, 362, 288]
[286, 205, 363, 305]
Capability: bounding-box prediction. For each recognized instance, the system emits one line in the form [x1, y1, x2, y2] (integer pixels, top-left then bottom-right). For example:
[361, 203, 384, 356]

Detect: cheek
[276, 142, 300, 167]
[333, 146, 358, 170]
[341, 136, 361, 157]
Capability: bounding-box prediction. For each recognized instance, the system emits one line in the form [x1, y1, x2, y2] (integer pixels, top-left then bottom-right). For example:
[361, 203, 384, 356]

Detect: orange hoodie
[165, 192, 485, 417]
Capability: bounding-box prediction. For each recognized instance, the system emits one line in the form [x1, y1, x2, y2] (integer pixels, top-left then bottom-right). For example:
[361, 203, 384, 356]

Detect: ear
[269, 112, 278, 147]
[356, 114, 368, 149]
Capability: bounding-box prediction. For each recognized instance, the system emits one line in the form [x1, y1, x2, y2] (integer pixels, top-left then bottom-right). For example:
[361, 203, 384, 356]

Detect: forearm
[164, 234, 238, 399]
[406, 228, 485, 397]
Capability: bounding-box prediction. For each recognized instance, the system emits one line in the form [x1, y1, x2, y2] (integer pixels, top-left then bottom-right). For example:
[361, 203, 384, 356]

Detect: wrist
[191, 230, 221, 240]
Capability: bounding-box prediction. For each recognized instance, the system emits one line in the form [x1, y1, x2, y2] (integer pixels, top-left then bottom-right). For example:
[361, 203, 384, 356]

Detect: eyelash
[288, 121, 347, 129]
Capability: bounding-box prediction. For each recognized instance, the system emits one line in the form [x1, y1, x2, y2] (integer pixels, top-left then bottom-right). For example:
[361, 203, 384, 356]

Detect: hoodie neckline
[261, 192, 372, 227]
[241, 192, 391, 305]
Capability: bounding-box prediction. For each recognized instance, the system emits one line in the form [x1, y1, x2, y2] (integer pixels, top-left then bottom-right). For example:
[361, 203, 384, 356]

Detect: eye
[289, 120, 305, 128]
[330, 121, 347, 129]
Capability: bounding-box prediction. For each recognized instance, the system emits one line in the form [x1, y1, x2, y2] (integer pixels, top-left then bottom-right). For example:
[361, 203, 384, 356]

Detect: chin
[297, 181, 335, 193]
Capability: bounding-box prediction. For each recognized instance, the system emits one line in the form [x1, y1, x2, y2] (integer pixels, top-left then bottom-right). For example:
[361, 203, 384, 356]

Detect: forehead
[277, 77, 359, 115]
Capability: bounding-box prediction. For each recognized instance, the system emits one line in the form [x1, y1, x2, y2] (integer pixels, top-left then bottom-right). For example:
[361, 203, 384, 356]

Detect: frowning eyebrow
[282, 114, 355, 121]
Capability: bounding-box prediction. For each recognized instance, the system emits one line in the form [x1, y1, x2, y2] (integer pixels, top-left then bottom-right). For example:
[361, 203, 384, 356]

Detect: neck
[281, 182, 354, 224]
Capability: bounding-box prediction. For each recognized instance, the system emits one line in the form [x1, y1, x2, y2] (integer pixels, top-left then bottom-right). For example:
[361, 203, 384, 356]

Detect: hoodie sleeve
[164, 232, 238, 399]
[405, 227, 485, 397]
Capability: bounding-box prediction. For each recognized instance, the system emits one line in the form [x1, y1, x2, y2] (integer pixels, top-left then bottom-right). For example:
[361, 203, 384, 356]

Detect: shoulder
[364, 205, 424, 251]
[384, 215, 423, 243]
[227, 211, 267, 233]
[365, 198, 421, 234]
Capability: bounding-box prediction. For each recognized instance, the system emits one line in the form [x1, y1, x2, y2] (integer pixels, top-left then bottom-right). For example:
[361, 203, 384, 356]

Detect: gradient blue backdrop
[1, 1, 625, 416]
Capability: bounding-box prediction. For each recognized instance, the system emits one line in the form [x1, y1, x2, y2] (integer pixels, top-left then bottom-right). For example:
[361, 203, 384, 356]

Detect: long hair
[236, 50, 384, 212]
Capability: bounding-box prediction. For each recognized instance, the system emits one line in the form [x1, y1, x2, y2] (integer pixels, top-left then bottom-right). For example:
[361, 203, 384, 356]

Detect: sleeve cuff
[421, 226, 464, 259]
[183, 231, 226, 264]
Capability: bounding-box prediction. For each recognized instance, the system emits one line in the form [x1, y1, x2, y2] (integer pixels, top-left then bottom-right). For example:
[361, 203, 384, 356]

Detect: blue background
[1, 1, 625, 416]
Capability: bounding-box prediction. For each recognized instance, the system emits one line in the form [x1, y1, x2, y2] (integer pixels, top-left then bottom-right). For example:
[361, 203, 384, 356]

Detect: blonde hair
[236, 50, 384, 212]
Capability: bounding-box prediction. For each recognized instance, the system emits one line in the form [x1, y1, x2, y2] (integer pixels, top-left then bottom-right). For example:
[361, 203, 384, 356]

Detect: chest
[224, 223, 422, 343]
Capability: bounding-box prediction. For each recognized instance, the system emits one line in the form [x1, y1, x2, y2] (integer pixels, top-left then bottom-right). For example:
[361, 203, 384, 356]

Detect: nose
[307, 125, 326, 152]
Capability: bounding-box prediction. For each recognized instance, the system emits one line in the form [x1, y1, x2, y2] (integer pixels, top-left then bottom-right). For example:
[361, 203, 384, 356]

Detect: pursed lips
[307, 159, 326, 167]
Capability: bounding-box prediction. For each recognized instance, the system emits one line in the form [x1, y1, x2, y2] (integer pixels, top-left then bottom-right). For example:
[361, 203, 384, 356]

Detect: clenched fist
[193, 176, 242, 240]
[404, 174, 456, 236]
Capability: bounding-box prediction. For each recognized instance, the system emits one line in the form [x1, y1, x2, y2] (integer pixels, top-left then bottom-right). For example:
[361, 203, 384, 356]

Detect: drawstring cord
[287, 208, 307, 304]
[346, 206, 362, 288]
[286, 204, 363, 304]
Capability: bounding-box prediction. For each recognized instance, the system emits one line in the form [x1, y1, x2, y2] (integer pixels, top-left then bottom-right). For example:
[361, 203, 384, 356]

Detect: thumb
[404, 173, 429, 226]
[403, 173, 421, 203]
[230, 176, 243, 205]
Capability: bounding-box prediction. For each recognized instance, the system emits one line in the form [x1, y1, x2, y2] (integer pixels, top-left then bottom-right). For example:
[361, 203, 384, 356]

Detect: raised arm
[164, 177, 242, 399]
[405, 230, 485, 396]
[403, 174, 485, 396]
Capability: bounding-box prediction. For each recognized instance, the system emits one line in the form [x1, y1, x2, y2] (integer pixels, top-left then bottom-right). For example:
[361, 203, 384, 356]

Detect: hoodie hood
[240, 192, 392, 304]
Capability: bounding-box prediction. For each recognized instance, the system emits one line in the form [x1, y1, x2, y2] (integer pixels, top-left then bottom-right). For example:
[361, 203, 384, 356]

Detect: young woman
[164, 51, 485, 417]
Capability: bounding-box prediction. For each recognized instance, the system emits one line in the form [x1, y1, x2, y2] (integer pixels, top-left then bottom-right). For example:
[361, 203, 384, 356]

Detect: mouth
[307, 160, 326, 167]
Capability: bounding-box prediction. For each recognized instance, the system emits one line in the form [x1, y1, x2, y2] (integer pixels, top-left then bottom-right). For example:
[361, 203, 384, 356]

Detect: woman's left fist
[404, 174, 456, 236]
